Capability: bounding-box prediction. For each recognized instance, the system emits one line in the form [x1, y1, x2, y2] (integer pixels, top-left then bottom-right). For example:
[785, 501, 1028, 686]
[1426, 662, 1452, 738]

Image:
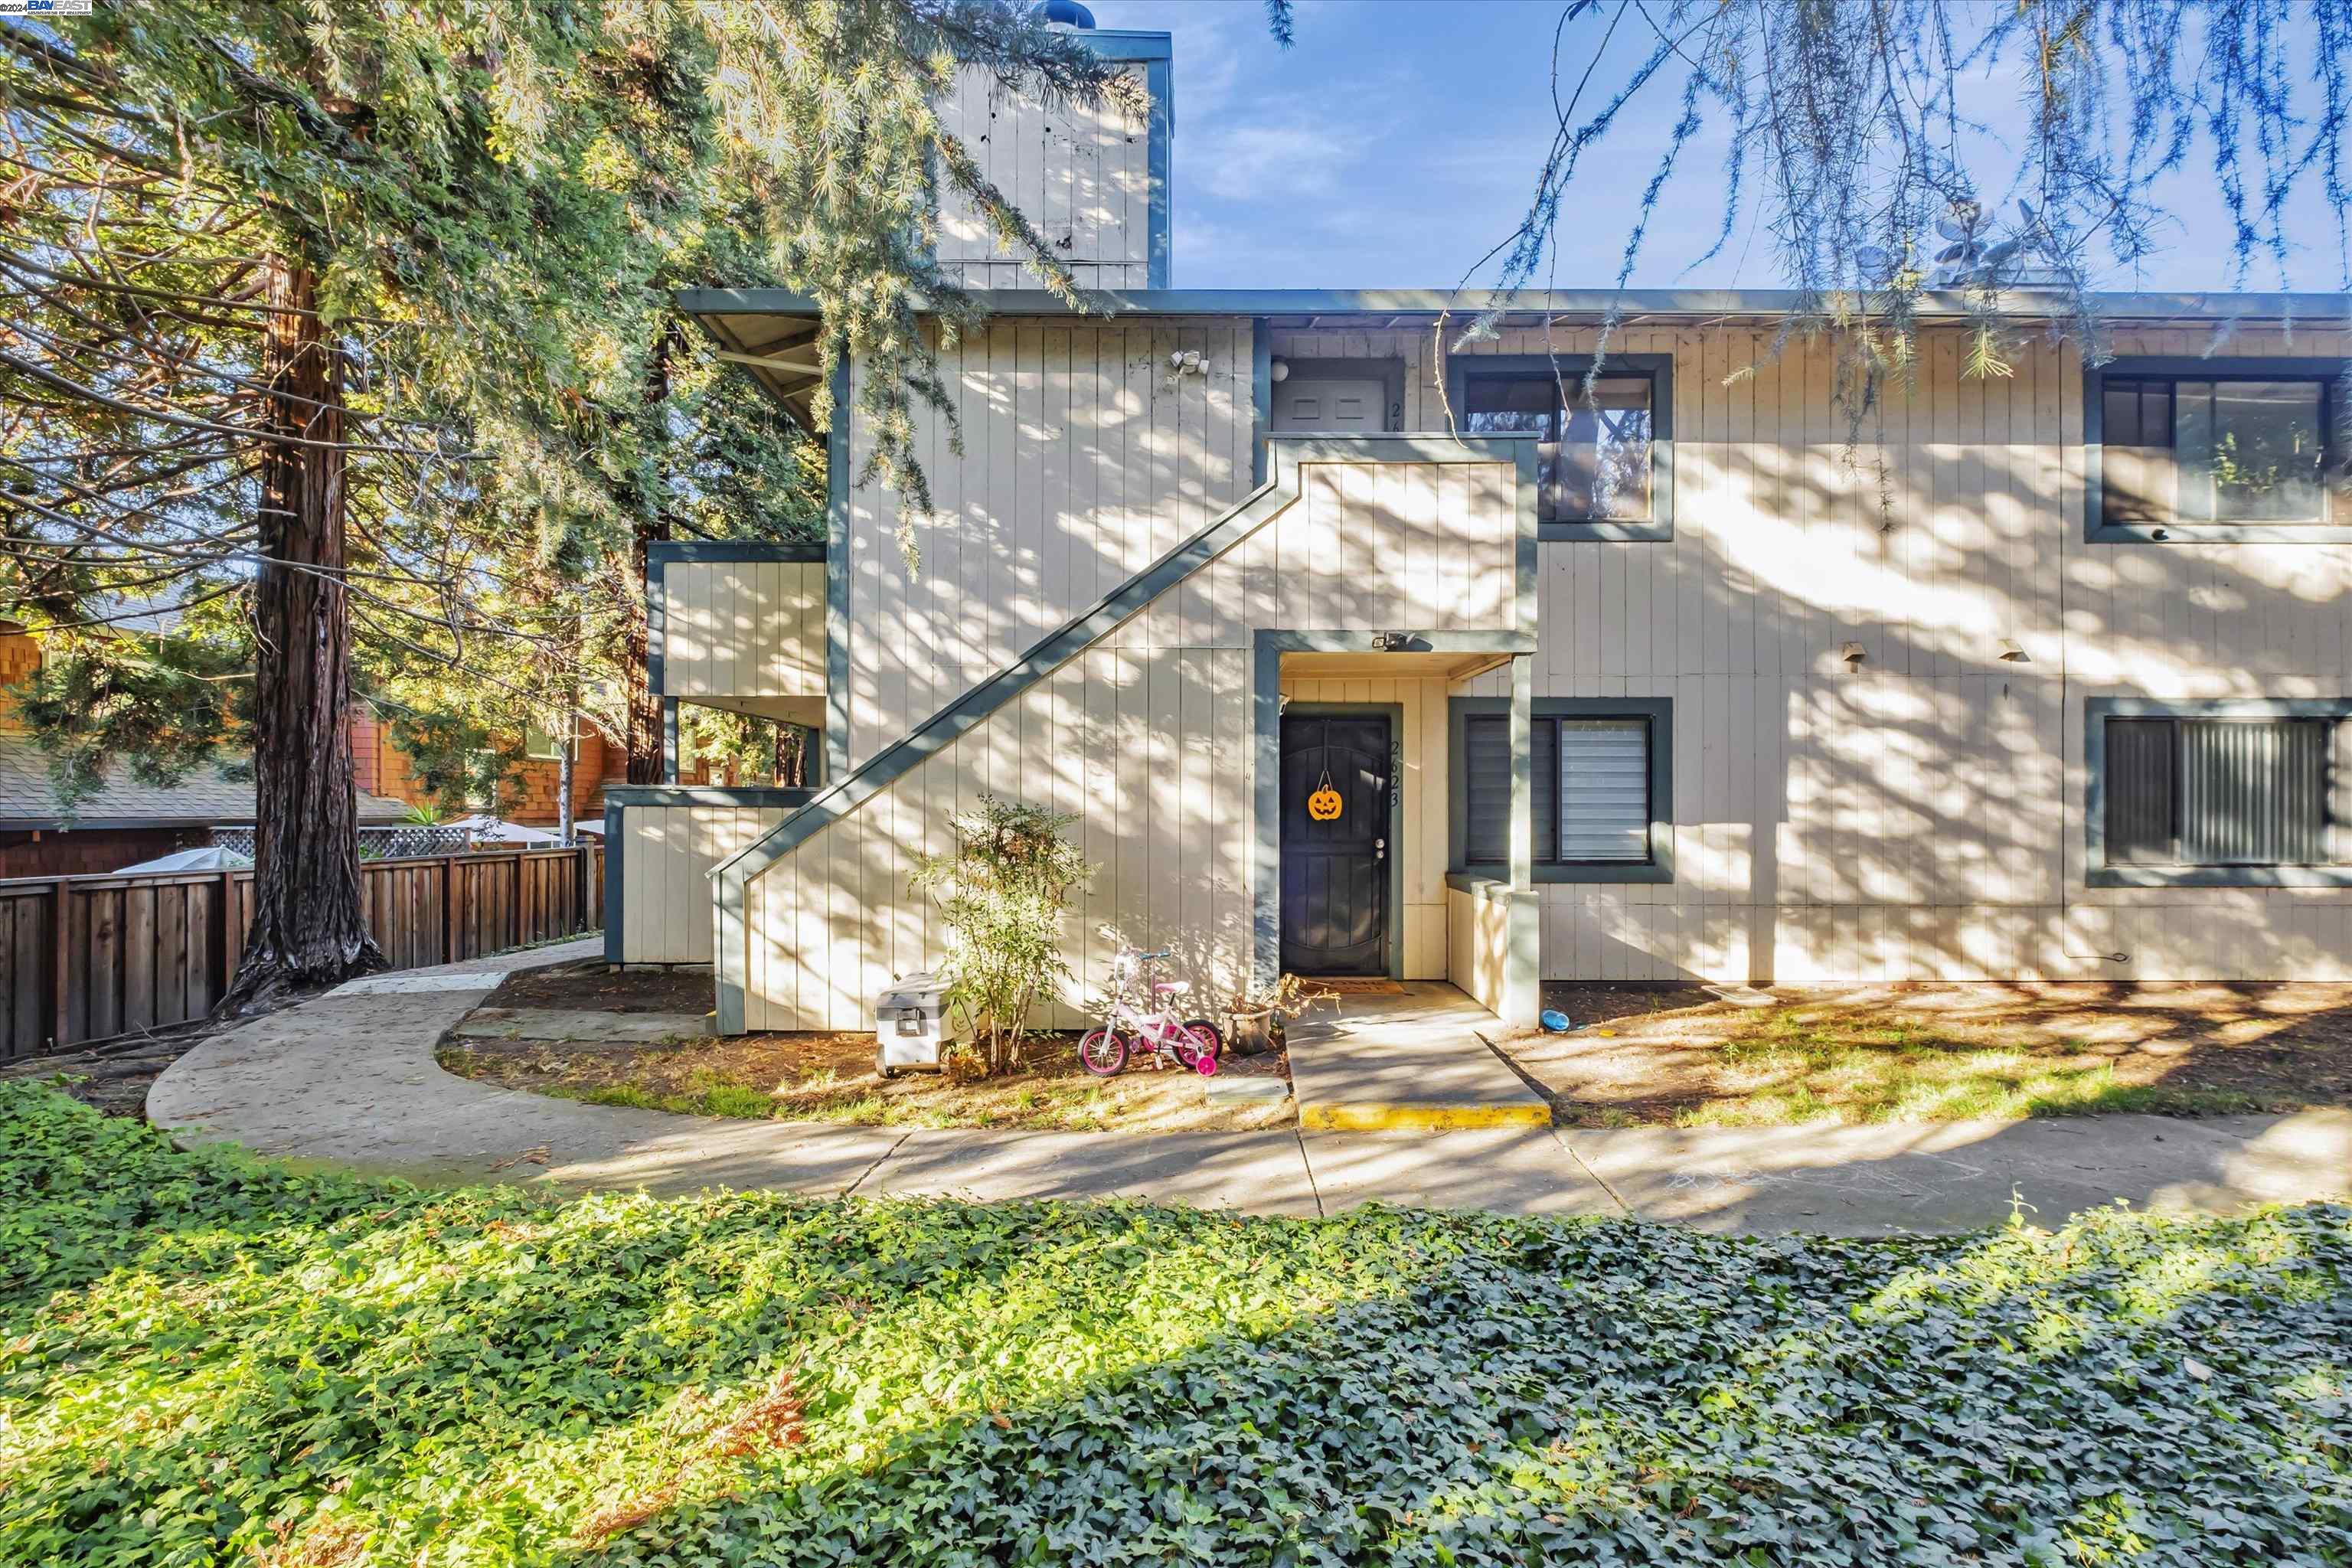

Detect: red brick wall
[0, 629, 39, 734]
[348, 711, 627, 825]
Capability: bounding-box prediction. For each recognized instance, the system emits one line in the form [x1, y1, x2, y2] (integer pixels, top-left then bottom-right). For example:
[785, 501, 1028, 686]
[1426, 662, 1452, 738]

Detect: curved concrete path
[147, 942, 2352, 1233]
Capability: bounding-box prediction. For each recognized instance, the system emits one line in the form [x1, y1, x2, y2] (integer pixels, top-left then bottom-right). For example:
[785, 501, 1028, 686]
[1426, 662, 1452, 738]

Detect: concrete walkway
[1285, 984, 1552, 1131]
[144, 942, 2352, 1233]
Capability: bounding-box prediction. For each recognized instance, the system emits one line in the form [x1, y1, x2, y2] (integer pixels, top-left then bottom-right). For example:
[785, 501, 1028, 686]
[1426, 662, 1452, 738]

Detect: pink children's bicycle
[1079, 946, 1223, 1077]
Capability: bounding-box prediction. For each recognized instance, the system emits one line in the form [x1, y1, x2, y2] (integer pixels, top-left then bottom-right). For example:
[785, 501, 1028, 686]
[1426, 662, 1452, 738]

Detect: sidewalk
[144, 943, 2352, 1234]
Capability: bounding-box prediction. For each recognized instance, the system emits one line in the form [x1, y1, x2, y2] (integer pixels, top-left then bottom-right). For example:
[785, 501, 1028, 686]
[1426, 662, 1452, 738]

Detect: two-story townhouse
[610, 15, 2352, 1036]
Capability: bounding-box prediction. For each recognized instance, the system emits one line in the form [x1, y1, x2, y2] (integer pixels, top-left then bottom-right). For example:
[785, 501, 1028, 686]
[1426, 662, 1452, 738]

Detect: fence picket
[0, 844, 603, 1060]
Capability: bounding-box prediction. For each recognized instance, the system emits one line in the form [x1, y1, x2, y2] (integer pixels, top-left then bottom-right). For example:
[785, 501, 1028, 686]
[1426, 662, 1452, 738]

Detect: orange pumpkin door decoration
[1305, 769, 1344, 822]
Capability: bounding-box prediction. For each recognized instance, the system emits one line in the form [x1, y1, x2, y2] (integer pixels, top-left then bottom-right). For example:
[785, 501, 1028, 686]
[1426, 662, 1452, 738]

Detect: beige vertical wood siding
[933, 66, 1152, 289]
[659, 560, 825, 701]
[620, 804, 796, 965]
[1447, 886, 1514, 1015]
[841, 318, 1253, 769]
[1259, 318, 2352, 982]
[742, 456, 1521, 1030]
[2060, 327, 2352, 980]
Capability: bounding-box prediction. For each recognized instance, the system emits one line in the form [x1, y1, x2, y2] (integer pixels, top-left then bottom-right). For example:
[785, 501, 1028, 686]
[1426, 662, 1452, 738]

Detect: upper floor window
[2089, 698, 2352, 887]
[1446, 354, 1674, 541]
[2088, 358, 2352, 543]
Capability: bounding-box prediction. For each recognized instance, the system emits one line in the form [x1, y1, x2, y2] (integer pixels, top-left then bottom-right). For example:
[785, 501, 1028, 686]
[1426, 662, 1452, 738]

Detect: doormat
[1302, 977, 1405, 995]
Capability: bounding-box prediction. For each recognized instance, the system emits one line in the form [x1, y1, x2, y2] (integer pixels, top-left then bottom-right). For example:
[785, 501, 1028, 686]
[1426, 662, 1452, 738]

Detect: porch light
[1269, 358, 1289, 382]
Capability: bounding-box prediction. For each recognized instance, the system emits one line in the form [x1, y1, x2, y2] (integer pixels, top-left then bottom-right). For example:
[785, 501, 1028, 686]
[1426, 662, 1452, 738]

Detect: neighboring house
[348, 711, 629, 828]
[0, 620, 413, 878]
[611, 15, 2352, 1035]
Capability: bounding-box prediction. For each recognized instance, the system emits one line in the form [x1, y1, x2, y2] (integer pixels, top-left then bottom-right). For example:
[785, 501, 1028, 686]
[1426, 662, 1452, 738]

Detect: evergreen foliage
[2, 0, 1127, 991]
[910, 793, 1092, 1075]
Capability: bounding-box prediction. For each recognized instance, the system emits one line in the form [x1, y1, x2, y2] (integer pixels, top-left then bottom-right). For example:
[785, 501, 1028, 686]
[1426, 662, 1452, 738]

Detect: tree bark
[621, 526, 668, 784]
[556, 707, 577, 844]
[773, 724, 805, 788]
[221, 258, 380, 1011]
[620, 326, 678, 784]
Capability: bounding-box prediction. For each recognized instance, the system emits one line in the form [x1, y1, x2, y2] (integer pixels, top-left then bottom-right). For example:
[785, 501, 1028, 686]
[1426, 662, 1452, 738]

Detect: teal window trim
[2086, 696, 2352, 887]
[2083, 356, 2352, 544]
[1443, 352, 1674, 542]
[1450, 695, 1675, 884]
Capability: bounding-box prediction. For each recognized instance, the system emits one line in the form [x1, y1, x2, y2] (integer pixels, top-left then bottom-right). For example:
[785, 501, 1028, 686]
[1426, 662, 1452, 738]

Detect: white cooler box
[876, 972, 952, 1077]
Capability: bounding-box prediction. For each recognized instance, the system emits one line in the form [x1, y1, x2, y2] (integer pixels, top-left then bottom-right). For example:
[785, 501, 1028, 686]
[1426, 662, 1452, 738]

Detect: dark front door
[1279, 712, 1392, 975]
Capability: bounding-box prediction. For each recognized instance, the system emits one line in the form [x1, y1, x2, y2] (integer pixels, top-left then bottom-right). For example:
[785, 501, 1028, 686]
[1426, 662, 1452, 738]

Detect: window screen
[2104, 717, 2335, 867]
[1461, 373, 1653, 522]
[1465, 714, 1652, 866]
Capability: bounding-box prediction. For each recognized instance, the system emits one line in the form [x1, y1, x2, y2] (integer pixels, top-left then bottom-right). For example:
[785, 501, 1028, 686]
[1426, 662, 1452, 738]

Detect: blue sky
[1106, 0, 2351, 293]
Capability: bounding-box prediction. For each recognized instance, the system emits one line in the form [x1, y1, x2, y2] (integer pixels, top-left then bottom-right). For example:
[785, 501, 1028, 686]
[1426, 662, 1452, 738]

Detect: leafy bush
[2, 1079, 2348, 1567]
[909, 793, 1090, 1075]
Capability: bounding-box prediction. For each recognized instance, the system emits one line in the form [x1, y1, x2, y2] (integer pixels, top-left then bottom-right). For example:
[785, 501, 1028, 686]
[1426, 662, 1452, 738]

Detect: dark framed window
[2086, 358, 2352, 543]
[1451, 697, 1674, 884]
[2088, 699, 2352, 887]
[1444, 354, 1674, 541]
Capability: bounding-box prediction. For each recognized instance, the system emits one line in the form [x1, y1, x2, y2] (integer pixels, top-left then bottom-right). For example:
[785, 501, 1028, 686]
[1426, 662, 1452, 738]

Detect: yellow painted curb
[1298, 1102, 1553, 1132]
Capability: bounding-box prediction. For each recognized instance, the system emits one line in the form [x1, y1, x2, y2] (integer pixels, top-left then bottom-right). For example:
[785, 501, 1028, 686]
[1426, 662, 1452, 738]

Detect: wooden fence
[0, 843, 602, 1062]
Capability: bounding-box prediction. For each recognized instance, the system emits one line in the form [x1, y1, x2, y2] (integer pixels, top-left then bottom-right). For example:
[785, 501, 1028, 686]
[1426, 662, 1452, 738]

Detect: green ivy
[2, 1080, 2346, 1566]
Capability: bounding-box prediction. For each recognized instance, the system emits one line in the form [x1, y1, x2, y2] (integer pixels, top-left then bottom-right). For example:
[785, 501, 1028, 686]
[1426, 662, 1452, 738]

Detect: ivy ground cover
[2, 1080, 2347, 1567]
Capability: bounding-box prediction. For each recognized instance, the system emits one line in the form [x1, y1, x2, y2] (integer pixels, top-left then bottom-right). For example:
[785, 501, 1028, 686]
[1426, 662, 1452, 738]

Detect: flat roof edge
[678, 286, 2352, 324]
[1077, 28, 1171, 60]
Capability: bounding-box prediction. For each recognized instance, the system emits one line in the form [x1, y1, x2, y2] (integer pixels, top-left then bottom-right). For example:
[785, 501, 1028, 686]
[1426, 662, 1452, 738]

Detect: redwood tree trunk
[620, 328, 677, 784]
[621, 526, 668, 783]
[222, 259, 380, 1010]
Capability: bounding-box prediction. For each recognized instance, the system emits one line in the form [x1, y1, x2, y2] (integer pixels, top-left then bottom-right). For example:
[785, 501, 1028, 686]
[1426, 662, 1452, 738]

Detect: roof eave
[678, 285, 2352, 328]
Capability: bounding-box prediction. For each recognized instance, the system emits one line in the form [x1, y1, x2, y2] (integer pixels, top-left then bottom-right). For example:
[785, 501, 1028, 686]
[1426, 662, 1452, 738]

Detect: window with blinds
[1463, 714, 1653, 867]
[2104, 717, 2337, 867]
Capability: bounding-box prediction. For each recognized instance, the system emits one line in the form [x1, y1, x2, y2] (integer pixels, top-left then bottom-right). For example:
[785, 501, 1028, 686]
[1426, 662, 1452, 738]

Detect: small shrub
[909, 793, 1090, 1076]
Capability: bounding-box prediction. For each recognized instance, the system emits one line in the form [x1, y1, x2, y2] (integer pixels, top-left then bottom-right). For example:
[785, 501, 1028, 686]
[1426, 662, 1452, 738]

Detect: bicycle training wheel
[1181, 1018, 1225, 1062]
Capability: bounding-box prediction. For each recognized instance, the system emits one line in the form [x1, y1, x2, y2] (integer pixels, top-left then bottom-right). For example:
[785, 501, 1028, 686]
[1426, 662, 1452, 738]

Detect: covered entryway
[1279, 710, 1393, 974]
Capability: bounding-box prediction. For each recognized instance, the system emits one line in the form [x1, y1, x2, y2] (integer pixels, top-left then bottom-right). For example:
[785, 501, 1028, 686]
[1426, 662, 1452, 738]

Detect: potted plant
[1222, 973, 1335, 1057]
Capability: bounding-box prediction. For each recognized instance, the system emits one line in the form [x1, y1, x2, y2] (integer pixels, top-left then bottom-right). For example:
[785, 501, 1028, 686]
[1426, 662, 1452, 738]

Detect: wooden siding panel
[933, 64, 1152, 288]
[657, 560, 825, 702]
[741, 454, 1514, 1027]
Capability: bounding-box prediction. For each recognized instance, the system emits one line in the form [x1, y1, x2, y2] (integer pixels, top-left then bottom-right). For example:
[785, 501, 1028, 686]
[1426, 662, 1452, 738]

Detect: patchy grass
[441, 1033, 1294, 1133]
[5, 1080, 2350, 1567]
[439, 965, 1291, 1132]
[1509, 981, 2352, 1128]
